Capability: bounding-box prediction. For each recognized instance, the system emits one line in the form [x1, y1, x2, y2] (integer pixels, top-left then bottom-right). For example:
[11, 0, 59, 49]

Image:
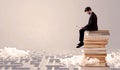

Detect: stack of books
[83, 30, 110, 67]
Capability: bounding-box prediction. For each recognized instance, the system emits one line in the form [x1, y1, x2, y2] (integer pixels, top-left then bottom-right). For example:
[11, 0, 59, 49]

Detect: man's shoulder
[91, 12, 97, 18]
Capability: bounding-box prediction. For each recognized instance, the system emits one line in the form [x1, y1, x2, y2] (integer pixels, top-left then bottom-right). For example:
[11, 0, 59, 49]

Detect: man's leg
[76, 28, 85, 48]
[79, 29, 85, 42]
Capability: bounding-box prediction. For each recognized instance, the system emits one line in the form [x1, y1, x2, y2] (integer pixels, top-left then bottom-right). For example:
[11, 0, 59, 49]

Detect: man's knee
[79, 28, 85, 32]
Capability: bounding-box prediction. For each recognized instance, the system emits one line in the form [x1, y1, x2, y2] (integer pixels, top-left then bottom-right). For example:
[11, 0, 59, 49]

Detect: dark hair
[84, 7, 92, 12]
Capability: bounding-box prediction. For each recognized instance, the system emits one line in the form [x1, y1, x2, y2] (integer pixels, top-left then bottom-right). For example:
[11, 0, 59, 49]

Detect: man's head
[84, 7, 92, 15]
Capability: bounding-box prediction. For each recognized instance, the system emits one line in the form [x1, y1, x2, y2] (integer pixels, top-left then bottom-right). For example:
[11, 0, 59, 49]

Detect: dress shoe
[76, 42, 84, 48]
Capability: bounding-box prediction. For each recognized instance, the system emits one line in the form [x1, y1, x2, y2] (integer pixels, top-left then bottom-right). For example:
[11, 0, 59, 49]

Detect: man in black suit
[76, 7, 98, 48]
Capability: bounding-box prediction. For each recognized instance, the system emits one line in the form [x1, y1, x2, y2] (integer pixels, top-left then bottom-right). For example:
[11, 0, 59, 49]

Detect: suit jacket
[83, 12, 98, 31]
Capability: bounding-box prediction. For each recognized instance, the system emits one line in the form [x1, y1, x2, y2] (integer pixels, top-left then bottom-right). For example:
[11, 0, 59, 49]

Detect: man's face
[86, 11, 91, 15]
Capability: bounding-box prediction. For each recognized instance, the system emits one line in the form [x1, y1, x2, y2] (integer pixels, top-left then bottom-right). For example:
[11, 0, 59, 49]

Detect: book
[84, 45, 106, 48]
[84, 41, 108, 45]
[84, 54, 106, 57]
[85, 62, 107, 67]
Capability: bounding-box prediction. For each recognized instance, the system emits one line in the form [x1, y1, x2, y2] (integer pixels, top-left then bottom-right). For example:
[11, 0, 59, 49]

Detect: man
[76, 7, 98, 48]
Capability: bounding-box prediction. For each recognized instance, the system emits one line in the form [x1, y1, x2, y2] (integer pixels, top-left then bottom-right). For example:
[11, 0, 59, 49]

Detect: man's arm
[82, 18, 92, 29]
[82, 14, 97, 30]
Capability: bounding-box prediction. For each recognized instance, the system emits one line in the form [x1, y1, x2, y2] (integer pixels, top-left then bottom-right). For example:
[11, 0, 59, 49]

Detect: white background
[0, 0, 119, 54]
